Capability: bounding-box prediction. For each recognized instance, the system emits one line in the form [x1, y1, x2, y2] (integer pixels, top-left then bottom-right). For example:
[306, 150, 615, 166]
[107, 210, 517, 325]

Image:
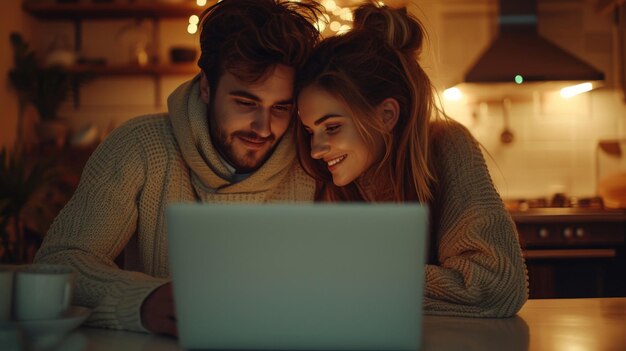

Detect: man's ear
[200, 71, 210, 104]
[376, 98, 400, 132]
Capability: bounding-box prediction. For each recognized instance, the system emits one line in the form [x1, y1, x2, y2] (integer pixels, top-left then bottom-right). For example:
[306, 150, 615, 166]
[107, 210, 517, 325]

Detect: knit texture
[34, 76, 316, 332]
[423, 120, 528, 317]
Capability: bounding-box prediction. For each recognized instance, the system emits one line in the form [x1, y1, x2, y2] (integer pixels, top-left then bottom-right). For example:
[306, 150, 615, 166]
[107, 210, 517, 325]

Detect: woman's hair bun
[352, 2, 424, 55]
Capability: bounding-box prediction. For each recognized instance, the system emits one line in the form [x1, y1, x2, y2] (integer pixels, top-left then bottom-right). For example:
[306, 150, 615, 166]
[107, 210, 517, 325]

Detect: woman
[296, 2, 528, 317]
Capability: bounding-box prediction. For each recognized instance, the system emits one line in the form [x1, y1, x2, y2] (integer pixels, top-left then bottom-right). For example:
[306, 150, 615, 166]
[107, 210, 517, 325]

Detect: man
[34, 0, 322, 336]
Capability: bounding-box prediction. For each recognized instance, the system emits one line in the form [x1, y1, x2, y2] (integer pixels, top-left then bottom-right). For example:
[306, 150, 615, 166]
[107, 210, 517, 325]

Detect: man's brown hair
[198, 0, 323, 93]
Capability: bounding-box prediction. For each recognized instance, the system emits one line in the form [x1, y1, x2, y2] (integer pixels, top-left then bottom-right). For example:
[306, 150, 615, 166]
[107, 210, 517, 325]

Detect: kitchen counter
[509, 207, 626, 223]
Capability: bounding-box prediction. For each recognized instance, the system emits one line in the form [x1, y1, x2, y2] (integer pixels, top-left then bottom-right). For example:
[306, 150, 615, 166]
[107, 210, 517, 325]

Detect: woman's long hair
[296, 2, 444, 202]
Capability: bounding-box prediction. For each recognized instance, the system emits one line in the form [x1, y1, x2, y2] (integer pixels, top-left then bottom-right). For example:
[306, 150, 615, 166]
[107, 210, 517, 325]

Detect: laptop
[167, 203, 428, 351]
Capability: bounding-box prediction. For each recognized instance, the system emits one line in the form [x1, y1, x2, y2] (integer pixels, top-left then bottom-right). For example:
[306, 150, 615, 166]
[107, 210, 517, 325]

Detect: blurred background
[0, 0, 625, 298]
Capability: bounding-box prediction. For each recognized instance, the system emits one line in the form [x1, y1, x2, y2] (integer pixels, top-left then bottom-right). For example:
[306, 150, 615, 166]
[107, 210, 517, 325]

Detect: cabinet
[23, 1, 210, 106]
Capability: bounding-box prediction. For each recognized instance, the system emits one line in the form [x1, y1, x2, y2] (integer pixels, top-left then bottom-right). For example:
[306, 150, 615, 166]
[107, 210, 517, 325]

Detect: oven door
[516, 220, 626, 298]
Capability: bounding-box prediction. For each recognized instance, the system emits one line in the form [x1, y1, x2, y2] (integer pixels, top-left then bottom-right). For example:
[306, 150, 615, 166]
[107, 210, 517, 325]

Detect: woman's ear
[377, 98, 400, 132]
[200, 71, 210, 103]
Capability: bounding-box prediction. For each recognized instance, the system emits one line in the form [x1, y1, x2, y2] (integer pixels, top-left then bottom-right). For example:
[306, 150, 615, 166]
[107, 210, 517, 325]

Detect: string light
[187, 14, 200, 35]
[337, 24, 351, 35]
[339, 8, 352, 21]
[318, 2, 356, 36]
[188, 0, 357, 36]
[323, 0, 337, 12]
[315, 19, 327, 32]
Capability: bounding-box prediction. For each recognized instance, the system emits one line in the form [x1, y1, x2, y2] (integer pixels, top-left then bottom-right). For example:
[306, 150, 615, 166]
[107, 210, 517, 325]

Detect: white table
[13, 298, 626, 351]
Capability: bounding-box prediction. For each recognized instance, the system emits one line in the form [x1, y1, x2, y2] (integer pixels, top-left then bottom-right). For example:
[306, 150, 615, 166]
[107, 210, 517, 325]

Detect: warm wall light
[443, 87, 463, 101]
[560, 82, 593, 98]
[196, 0, 207, 6]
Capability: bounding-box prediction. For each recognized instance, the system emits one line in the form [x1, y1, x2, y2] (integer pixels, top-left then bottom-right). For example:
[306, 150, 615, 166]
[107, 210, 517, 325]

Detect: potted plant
[8, 32, 92, 149]
[0, 147, 56, 263]
[4, 32, 86, 263]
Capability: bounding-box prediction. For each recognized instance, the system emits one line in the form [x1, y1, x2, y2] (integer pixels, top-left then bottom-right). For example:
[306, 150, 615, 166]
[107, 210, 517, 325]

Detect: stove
[505, 194, 625, 221]
[505, 194, 605, 211]
[504, 194, 626, 299]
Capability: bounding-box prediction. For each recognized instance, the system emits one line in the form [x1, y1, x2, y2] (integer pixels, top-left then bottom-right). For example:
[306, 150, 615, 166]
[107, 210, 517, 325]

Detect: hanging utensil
[500, 98, 514, 144]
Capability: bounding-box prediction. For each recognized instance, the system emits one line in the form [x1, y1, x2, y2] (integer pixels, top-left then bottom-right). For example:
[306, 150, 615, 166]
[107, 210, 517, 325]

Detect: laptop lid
[167, 203, 427, 351]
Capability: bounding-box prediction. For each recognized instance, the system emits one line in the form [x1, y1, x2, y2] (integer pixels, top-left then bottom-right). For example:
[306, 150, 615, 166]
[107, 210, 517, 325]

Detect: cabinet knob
[563, 227, 574, 239]
[575, 227, 585, 238]
[539, 227, 549, 238]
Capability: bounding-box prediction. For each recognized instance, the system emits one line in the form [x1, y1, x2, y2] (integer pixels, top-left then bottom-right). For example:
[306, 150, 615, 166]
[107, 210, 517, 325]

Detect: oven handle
[523, 249, 617, 259]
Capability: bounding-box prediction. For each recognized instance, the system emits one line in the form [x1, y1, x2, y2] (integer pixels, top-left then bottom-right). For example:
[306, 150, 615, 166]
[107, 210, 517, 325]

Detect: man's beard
[208, 108, 277, 173]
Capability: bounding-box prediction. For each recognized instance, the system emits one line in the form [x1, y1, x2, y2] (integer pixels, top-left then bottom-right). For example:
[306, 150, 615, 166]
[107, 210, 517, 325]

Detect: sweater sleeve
[423, 122, 528, 318]
[34, 122, 169, 332]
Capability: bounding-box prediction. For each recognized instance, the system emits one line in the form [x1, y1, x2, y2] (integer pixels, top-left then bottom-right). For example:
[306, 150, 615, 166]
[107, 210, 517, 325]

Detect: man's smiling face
[204, 64, 295, 173]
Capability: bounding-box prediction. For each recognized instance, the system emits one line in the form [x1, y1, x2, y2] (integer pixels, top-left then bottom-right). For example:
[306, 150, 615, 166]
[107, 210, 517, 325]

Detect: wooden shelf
[23, 1, 207, 107]
[66, 63, 198, 107]
[68, 63, 199, 76]
[23, 1, 209, 20]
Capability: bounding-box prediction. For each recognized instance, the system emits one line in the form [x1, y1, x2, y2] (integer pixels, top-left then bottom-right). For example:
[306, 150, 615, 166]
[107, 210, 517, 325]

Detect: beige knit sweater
[424, 121, 528, 317]
[35, 77, 316, 332]
[35, 76, 527, 334]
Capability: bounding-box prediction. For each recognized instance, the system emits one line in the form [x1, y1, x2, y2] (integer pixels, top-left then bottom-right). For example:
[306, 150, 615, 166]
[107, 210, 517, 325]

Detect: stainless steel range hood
[457, 0, 604, 99]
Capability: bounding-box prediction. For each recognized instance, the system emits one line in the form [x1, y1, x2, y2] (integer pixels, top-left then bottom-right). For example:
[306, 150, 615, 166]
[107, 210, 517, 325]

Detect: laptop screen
[167, 203, 428, 351]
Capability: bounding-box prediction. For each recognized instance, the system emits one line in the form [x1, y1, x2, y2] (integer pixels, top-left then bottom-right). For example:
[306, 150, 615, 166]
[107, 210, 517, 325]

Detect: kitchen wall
[412, 0, 626, 199]
[443, 86, 626, 199]
[27, 14, 198, 135]
[7, 0, 626, 199]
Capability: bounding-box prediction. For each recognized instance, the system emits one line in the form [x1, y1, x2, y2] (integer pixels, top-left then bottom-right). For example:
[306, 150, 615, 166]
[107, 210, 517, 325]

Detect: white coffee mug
[14, 264, 74, 321]
[0, 267, 14, 323]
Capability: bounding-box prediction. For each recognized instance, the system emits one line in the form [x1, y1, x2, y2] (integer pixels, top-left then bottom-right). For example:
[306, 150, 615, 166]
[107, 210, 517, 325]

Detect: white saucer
[10, 306, 92, 336]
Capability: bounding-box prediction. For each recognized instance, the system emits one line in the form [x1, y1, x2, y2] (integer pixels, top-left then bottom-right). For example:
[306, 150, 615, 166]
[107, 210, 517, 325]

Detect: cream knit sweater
[35, 77, 316, 332]
[35, 76, 527, 334]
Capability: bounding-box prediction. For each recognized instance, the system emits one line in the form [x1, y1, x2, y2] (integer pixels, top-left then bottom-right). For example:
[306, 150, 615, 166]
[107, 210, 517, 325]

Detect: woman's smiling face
[298, 85, 384, 187]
